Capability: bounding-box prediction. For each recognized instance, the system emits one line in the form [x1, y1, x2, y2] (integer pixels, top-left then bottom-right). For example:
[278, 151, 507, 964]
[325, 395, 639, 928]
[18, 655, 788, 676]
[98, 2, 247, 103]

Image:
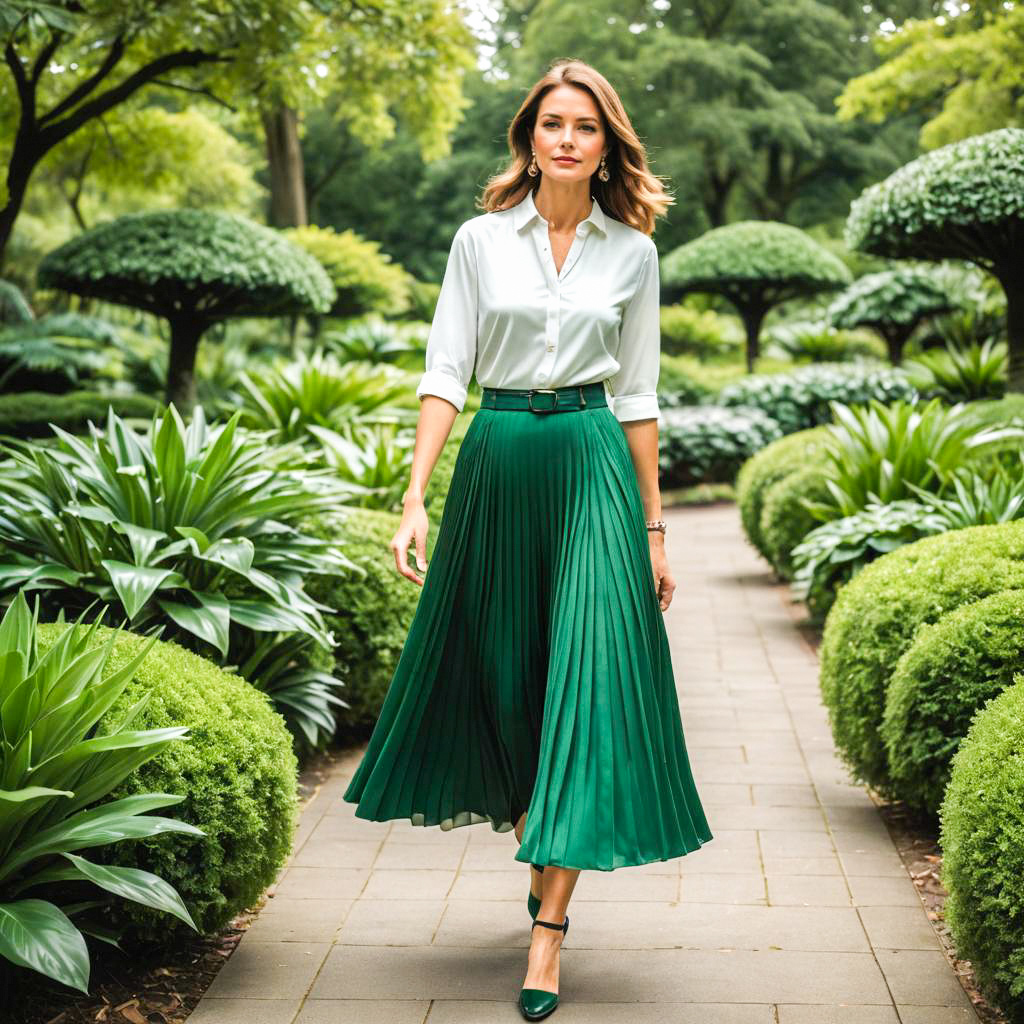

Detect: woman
[342, 58, 713, 1021]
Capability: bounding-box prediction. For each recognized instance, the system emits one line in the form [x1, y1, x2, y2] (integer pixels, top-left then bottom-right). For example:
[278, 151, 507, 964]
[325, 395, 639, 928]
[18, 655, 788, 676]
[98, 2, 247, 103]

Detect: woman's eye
[544, 122, 595, 131]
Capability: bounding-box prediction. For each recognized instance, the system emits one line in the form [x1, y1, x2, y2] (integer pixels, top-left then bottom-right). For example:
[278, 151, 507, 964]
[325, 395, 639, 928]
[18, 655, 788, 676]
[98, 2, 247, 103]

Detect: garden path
[189, 503, 979, 1024]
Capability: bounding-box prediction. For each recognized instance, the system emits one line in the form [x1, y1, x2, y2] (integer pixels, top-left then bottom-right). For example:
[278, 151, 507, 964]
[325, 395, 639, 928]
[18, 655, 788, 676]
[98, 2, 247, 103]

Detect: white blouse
[415, 187, 661, 423]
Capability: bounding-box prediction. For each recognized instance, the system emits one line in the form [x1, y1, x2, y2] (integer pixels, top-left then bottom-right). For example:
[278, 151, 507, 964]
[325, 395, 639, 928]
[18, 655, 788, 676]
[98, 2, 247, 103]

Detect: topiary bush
[882, 589, 1024, 818]
[0, 391, 163, 439]
[716, 362, 917, 434]
[658, 405, 783, 487]
[735, 426, 832, 560]
[34, 623, 299, 943]
[819, 521, 1024, 796]
[940, 675, 1024, 1021]
[758, 465, 833, 580]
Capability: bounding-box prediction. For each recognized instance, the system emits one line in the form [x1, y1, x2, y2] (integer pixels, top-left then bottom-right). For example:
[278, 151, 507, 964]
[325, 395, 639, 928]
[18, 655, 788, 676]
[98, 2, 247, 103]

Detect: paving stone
[186, 998, 304, 1024]
[203, 941, 331, 999]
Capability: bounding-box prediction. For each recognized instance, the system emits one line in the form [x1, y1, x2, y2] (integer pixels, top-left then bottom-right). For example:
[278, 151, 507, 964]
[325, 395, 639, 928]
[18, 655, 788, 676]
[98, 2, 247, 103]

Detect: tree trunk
[167, 318, 206, 417]
[740, 302, 768, 374]
[262, 105, 308, 228]
[883, 328, 906, 366]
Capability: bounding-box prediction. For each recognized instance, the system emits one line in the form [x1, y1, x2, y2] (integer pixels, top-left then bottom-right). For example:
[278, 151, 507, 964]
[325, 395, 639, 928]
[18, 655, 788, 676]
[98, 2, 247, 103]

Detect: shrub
[35, 622, 299, 942]
[883, 590, 1024, 818]
[818, 521, 1024, 795]
[717, 362, 916, 434]
[940, 676, 1024, 1020]
[758, 466, 833, 580]
[658, 405, 783, 487]
[790, 500, 941, 619]
[0, 391, 162, 439]
[735, 427, 832, 559]
[658, 304, 741, 360]
[0, 595, 200, 995]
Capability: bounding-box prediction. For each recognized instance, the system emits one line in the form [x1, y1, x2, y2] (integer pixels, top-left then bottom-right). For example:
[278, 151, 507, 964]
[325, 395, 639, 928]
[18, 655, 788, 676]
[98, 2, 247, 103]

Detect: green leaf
[100, 561, 185, 620]
[0, 899, 89, 993]
[157, 592, 230, 656]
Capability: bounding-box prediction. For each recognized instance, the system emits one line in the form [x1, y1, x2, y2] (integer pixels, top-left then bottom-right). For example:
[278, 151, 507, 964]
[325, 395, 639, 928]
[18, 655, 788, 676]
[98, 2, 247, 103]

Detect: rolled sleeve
[608, 242, 661, 423]
[416, 223, 478, 413]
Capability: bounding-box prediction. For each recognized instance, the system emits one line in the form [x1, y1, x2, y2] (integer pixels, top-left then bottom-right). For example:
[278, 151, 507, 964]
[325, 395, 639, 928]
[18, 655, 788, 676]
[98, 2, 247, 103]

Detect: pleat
[342, 402, 714, 869]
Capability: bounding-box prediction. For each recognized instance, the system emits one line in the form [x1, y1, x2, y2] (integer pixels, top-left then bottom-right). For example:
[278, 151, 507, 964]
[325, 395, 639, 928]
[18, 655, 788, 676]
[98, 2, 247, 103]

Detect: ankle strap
[532, 918, 565, 931]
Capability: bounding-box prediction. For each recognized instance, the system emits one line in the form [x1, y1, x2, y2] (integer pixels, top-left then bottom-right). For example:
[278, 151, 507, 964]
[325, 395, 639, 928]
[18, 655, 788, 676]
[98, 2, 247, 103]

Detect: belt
[480, 380, 607, 414]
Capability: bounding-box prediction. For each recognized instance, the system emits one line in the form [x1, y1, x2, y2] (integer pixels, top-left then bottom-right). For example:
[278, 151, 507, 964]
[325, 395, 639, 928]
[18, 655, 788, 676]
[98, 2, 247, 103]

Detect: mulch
[6, 743, 354, 1024]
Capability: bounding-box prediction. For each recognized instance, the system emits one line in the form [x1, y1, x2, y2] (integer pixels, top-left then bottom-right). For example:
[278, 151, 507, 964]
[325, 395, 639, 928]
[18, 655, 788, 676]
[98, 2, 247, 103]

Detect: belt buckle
[528, 388, 559, 413]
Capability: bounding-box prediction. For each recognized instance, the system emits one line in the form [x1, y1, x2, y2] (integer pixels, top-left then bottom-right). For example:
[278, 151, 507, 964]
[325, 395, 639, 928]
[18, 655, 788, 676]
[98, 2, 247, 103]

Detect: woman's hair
[479, 58, 673, 237]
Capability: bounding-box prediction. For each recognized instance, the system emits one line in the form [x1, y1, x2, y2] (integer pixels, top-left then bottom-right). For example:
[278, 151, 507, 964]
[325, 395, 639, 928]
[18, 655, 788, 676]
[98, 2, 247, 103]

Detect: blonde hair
[479, 58, 673, 237]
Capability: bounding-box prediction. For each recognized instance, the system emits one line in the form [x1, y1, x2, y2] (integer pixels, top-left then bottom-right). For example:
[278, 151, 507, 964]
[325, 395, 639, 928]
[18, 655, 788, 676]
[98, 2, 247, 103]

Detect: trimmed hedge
[759, 466, 833, 581]
[0, 390, 162, 439]
[882, 589, 1024, 818]
[940, 676, 1024, 1021]
[735, 427, 832, 562]
[35, 623, 299, 943]
[819, 521, 1024, 796]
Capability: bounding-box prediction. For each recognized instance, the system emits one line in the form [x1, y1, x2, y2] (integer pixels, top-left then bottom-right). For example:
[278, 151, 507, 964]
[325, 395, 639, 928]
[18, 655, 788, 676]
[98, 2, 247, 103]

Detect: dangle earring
[527, 149, 539, 177]
[597, 153, 610, 182]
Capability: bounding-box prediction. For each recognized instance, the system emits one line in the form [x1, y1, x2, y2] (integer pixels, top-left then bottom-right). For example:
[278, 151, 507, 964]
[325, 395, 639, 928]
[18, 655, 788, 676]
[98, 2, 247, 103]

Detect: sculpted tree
[844, 127, 1024, 391]
[828, 268, 957, 366]
[37, 210, 335, 414]
[661, 221, 852, 373]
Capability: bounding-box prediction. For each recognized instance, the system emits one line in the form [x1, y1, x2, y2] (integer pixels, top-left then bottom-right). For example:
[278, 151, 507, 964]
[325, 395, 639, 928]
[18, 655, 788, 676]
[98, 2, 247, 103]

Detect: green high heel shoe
[527, 864, 569, 933]
[518, 916, 567, 1021]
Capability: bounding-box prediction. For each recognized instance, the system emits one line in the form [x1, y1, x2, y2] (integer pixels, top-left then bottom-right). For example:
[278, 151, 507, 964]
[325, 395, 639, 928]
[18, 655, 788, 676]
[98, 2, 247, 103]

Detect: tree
[836, 2, 1024, 150]
[844, 127, 1024, 391]
[828, 269, 957, 365]
[36, 209, 336, 414]
[661, 220, 852, 372]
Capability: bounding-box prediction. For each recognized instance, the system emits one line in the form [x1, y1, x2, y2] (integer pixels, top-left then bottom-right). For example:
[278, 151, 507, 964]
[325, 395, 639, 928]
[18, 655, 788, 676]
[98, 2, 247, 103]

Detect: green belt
[480, 381, 608, 413]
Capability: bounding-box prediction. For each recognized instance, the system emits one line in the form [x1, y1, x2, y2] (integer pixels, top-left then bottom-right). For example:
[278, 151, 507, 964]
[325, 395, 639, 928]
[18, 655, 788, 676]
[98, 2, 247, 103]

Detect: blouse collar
[511, 187, 608, 237]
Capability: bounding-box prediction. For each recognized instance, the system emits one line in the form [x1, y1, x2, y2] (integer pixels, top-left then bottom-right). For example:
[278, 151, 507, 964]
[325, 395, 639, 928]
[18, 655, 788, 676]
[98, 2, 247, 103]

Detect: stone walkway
[190, 503, 979, 1024]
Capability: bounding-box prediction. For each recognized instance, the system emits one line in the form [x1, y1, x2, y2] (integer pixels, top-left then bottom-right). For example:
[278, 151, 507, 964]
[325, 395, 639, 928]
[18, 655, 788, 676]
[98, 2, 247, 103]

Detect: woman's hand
[392, 495, 430, 585]
[649, 534, 675, 612]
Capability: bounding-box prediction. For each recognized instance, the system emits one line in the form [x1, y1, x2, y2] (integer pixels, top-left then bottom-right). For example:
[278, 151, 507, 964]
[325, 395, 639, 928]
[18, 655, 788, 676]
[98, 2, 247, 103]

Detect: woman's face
[531, 84, 607, 186]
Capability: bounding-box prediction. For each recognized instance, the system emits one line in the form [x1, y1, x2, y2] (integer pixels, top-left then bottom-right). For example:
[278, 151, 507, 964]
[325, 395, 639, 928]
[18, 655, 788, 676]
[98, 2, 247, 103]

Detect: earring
[597, 154, 610, 182]
[527, 150, 539, 177]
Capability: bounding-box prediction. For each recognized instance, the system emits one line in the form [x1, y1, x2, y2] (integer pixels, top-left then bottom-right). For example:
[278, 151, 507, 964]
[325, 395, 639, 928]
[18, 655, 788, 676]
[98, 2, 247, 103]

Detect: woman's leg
[515, 812, 543, 903]
[523, 864, 580, 994]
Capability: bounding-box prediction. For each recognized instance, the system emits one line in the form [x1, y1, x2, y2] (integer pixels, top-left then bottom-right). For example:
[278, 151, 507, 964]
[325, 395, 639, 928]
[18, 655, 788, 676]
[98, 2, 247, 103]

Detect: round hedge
[940, 676, 1024, 1020]
[819, 521, 1024, 796]
[759, 465, 832, 580]
[35, 623, 299, 943]
[882, 589, 1024, 818]
[735, 426, 832, 560]
[305, 505, 421, 740]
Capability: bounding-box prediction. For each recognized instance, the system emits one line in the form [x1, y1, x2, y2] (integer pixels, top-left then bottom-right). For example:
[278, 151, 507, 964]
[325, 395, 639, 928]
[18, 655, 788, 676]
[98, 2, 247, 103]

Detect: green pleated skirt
[342, 381, 713, 870]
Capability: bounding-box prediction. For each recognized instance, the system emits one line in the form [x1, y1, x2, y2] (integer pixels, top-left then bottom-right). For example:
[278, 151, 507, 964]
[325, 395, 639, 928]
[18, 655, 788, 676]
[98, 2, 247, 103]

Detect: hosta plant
[0, 591, 203, 994]
[0, 404, 359, 748]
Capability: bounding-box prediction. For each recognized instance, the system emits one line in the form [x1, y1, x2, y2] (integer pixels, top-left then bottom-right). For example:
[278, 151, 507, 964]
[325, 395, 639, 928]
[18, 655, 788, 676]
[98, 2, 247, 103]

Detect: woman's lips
[554, 157, 578, 164]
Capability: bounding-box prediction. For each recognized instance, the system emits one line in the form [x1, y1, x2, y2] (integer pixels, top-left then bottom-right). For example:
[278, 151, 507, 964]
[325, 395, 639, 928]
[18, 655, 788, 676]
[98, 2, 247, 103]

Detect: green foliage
[284, 225, 413, 319]
[304, 507, 422, 739]
[809, 398, 1024, 521]
[0, 313, 121, 392]
[0, 391, 162, 439]
[717, 363, 916, 434]
[845, 127, 1024, 261]
[658, 304, 742, 360]
[37, 210, 336, 319]
[884, 590, 1024, 819]
[0, 279, 32, 325]
[819, 521, 1024, 794]
[323, 317, 428, 372]
[662, 221, 852, 299]
[828, 269, 957, 333]
[33, 621, 299, 943]
[657, 406, 783, 487]
[761, 319, 884, 363]
[790, 500, 942, 619]
[940, 674, 1024, 1020]
[903, 339, 1008, 401]
[0, 594, 201, 993]
[0, 404, 355, 746]
[905, 464, 1024, 531]
[735, 426, 832, 560]
[758, 466, 833, 581]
